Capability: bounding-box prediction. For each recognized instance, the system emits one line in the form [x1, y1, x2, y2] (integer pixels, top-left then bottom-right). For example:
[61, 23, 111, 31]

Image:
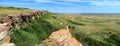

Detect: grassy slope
[61, 15, 120, 46]
[0, 6, 120, 46]
[46, 14, 120, 46]
[10, 14, 59, 46]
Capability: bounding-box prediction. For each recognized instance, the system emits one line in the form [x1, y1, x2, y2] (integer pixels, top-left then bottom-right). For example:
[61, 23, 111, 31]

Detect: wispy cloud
[23, 0, 52, 2]
[0, 2, 37, 5]
[61, 0, 120, 6]
[90, 1, 120, 6]
[32, 0, 120, 6]
[21, 0, 75, 5]
[1, 0, 120, 6]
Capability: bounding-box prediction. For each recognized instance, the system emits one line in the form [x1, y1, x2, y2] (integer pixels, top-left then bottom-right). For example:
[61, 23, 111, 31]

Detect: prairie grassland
[0, 6, 120, 46]
[61, 14, 120, 46]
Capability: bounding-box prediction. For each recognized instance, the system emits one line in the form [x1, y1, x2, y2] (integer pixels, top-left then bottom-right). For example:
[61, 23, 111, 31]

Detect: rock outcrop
[0, 23, 15, 46]
[0, 11, 47, 25]
[0, 11, 48, 46]
[40, 29, 83, 46]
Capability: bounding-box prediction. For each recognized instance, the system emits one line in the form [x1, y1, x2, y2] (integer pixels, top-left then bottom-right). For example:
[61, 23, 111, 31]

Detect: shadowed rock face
[0, 16, 4, 23]
[41, 29, 83, 46]
[0, 11, 48, 25]
[12, 14, 22, 24]
[3, 16, 13, 25]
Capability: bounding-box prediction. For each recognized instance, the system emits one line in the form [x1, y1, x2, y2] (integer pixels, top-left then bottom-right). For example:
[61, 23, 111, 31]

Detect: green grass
[10, 14, 59, 46]
[0, 6, 34, 16]
[0, 6, 30, 10]
[64, 15, 120, 46]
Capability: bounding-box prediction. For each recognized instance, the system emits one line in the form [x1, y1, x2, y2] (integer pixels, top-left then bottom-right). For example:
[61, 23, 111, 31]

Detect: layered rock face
[0, 11, 47, 25]
[0, 23, 15, 46]
[40, 29, 83, 46]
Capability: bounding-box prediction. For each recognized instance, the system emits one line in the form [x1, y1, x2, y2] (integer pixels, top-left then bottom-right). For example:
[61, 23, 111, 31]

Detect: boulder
[12, 15, 22, 24]
[3, 16, 13, 25]
[20, 15, 31, 23]
[0, 16, 4, 23]
[30, 11, 41, 20]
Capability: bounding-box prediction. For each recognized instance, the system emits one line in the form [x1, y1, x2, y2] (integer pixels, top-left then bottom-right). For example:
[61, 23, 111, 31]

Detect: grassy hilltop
[0, 6, 120, 46]
[0, 6, 33, 16]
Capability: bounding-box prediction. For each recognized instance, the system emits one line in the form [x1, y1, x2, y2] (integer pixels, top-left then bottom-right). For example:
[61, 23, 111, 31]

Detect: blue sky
[0, 0, 120, 13]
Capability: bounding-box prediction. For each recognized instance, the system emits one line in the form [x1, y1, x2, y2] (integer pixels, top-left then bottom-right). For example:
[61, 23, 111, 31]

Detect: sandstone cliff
[40, 29, 83, 46]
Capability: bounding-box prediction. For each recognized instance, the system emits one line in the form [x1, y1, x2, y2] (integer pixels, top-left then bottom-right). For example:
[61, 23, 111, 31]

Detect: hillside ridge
[0, 11, 48, 46]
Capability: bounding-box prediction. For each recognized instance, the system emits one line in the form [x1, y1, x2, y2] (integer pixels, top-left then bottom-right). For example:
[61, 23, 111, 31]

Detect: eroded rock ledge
[40, 29, 83, 46]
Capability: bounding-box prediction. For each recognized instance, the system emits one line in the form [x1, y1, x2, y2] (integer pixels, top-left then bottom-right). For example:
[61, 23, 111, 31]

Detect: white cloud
[22, 0, 52, 2]
[33, 0, 52, 2]
[90, 1, 120, 6]
[2, 0, 120, 6]
[0, 2, 37, 5]
[59, 0, 82, 2]
[21, 0, 75, 5]
[63, 0, 120, 6]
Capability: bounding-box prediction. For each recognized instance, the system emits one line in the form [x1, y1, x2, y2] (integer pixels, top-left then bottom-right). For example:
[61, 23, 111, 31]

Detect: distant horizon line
[55, 12, 120, 14]
[1, 6, 120, 14]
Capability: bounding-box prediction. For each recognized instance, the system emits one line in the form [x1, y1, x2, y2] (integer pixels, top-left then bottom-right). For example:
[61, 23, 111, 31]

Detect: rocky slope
[0, 11, 48, 46]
